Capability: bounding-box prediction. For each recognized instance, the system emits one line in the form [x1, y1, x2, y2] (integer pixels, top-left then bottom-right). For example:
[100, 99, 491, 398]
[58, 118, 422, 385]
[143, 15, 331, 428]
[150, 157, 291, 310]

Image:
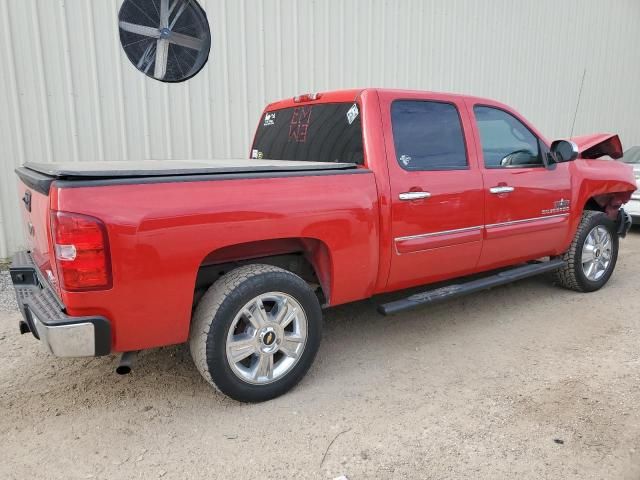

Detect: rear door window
[251, 103, 364, 164]
[391, 100, 468, 171]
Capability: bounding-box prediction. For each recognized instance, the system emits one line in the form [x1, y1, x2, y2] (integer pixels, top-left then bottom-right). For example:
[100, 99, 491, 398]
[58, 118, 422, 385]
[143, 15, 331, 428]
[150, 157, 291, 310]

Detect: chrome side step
[378, 259, 566, 316]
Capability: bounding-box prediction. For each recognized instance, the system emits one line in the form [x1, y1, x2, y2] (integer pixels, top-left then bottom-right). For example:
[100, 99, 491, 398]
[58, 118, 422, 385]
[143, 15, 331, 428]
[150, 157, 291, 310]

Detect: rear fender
[198, 237, 334, 304]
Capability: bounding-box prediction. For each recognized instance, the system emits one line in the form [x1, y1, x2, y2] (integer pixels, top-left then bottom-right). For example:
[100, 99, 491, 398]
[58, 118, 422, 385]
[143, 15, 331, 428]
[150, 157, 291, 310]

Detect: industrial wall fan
[118, 0, 211, 82]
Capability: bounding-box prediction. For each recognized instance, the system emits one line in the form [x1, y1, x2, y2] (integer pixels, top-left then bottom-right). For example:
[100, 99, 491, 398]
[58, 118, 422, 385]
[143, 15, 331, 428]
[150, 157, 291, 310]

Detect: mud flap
[616, 208, 632, 238]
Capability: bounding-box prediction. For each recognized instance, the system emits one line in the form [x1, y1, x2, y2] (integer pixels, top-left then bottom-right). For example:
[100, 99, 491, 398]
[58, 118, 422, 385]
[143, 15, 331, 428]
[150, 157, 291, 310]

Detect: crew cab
[10, 89, 636, 402]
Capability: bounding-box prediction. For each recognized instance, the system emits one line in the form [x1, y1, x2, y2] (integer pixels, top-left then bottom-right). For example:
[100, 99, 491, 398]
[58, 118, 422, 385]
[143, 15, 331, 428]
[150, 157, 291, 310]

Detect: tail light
[50, 211, 112, 291]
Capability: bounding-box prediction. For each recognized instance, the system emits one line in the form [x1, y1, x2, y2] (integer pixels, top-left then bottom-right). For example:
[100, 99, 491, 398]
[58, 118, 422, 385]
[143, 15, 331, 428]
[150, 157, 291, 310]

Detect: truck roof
[265, 88, 498, 111]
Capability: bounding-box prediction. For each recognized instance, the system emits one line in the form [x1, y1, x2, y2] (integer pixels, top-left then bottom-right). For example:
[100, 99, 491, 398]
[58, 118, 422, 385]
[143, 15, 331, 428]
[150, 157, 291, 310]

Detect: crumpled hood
[571, 133, 624, 160]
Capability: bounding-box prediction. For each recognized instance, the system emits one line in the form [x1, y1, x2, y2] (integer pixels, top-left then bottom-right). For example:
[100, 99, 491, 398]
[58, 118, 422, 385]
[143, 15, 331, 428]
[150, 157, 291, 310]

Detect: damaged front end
[571, 133, 637, 236]
[589, 193, 634, 238]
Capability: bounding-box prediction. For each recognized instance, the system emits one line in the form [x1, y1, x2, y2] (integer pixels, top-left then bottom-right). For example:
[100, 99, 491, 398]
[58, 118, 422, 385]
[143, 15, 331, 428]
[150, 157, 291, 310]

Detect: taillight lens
[50, 211, 112, 291]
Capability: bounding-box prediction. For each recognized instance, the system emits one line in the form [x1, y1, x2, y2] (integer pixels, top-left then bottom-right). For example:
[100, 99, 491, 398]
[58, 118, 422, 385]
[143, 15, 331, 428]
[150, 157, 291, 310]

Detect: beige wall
[1, 0, 639, 257]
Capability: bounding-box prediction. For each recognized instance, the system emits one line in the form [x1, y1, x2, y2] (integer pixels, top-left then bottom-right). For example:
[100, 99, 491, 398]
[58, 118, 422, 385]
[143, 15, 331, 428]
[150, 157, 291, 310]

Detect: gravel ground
[0, 270, 18, 313]
[1, 229, 639, 480]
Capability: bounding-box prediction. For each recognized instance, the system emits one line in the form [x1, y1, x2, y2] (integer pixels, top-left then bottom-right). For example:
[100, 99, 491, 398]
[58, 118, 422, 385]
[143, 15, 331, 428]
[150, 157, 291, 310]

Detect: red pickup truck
[10, 89, 636, 402]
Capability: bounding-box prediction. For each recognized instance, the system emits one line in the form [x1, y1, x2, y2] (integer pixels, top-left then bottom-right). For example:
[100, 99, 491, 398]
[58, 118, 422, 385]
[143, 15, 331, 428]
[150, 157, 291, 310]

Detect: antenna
[570, 68, 587, 138]
[118, 0, 212, 83]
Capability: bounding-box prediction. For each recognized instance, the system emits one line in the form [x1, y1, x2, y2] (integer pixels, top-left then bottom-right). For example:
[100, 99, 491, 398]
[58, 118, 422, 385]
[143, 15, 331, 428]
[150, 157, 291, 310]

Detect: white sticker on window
[264, 112, 276, 126]
[399, 154, 412, 166]
[346, 103, 359, 125]
[251, 149, 259, 159]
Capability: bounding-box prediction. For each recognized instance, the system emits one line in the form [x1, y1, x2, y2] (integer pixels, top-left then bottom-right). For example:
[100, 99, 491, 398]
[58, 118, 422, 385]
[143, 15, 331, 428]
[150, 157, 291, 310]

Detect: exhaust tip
[115, 351, 138, 375]
[19, 321, 31, 335]
[116, 365, 132, 375]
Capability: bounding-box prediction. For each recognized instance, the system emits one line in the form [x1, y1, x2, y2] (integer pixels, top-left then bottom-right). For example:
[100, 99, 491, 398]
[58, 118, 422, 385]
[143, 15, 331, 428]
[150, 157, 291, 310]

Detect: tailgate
[15, 168, 55, 281]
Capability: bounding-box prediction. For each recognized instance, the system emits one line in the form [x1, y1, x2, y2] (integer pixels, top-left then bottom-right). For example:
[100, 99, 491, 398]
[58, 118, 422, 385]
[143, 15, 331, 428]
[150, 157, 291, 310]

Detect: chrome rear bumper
[10, 251, 111, 357]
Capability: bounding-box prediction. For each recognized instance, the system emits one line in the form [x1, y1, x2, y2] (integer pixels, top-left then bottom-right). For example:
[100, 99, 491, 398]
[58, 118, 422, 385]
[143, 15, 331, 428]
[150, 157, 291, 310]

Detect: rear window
[251, 103, 364, 164]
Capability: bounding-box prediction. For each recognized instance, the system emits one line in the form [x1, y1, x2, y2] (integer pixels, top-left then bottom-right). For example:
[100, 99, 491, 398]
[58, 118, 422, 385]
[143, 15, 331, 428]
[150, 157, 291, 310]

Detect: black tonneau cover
[17, 159, 362, 195]
[25, 159, 357, 178]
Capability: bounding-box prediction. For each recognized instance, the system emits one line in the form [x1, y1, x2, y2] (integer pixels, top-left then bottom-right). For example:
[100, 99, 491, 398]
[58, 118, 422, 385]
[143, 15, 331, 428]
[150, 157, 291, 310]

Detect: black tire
[555, 210, 619, 292]
[189, 264, 322, 402]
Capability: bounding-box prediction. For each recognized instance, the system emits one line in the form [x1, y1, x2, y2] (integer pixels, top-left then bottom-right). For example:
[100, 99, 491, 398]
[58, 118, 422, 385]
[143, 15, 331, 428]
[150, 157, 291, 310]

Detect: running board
[378, 259, 566, 316]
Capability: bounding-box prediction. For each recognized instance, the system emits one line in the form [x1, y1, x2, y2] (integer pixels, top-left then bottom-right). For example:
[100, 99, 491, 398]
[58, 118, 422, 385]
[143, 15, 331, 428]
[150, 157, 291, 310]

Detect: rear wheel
[189, 264, 322, 402]
[555, 210, 619, 292]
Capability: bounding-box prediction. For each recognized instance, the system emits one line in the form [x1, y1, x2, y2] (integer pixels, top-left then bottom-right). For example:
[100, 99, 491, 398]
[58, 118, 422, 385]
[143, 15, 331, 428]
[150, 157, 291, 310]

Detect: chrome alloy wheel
[225, 292, 308, 385]
[582, 225, 613, 281]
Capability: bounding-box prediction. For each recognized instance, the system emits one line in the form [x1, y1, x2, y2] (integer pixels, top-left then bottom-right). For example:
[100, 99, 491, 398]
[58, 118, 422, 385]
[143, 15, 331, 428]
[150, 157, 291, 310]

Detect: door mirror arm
[544, 152, 557, 170]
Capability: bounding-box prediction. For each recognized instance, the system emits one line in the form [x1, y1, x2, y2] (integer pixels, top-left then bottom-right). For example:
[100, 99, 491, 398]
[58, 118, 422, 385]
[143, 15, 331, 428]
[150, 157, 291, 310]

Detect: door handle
[399, 191, 432, 201]
[489, 186, 515, 195]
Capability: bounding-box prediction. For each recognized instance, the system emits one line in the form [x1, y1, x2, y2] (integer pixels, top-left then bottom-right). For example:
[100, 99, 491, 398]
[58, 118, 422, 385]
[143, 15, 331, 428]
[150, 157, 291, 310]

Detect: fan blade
[160, 0, 170, 28]
[154, 39, 170, 79]
[137, 42, 157, 73]
[119, 21, 161, 38]
[168, 32, 204, 51]
[169, 0, 191, 29]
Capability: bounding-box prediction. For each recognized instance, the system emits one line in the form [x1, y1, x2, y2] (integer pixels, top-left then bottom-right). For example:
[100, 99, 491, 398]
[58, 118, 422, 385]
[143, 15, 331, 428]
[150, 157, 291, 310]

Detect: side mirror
[550, 140, 579, 163]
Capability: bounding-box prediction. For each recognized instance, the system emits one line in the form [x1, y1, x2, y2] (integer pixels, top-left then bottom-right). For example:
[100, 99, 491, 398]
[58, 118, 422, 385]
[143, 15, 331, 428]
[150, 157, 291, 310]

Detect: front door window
[474, 106, 544, 168]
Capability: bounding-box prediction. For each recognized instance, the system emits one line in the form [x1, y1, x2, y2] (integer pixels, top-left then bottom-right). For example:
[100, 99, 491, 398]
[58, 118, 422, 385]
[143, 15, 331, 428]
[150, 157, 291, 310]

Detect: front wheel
[555, 210, 619, 292]
[189, 264, 322, 402]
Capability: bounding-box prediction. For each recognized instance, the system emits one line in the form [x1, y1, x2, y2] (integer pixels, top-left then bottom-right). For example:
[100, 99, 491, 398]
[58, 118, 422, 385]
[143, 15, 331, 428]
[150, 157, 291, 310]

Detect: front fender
[573, 159, 636, 214]
[563, 159, 637, 250]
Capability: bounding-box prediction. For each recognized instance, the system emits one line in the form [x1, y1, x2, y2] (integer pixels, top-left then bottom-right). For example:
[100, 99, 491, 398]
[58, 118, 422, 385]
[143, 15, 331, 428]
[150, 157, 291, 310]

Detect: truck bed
[15, 157, 379, 352]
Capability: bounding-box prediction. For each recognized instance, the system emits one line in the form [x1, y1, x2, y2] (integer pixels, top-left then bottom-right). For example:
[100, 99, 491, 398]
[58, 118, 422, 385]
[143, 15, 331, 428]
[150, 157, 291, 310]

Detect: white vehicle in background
[622, 147, 640, 223]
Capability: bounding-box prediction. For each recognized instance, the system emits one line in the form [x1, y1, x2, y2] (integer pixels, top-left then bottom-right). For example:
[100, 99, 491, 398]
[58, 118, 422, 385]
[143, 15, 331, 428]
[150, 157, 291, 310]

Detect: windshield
[622, 146, 640, 164]
[251, 103, 364, 164]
